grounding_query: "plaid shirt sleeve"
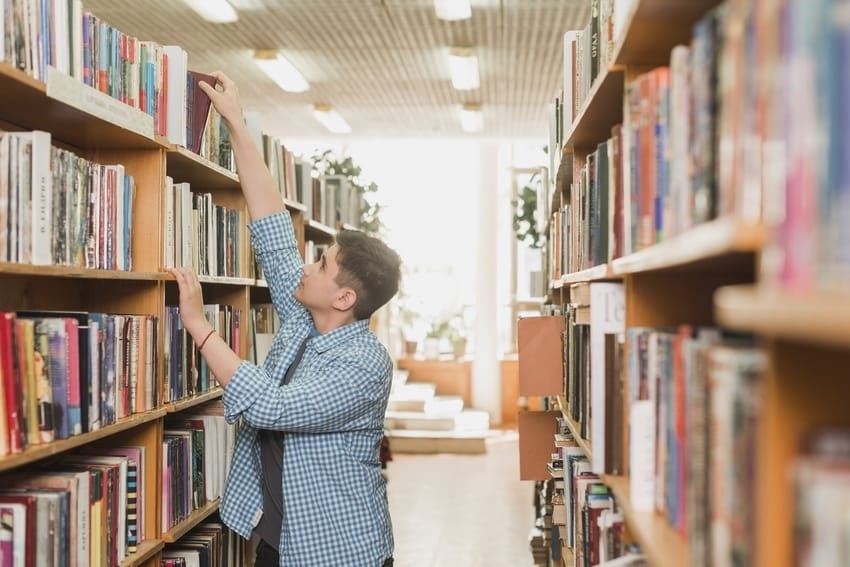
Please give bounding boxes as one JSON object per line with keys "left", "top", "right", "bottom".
{"left": 248, "top": 211, "right": 303, "bottom": 320}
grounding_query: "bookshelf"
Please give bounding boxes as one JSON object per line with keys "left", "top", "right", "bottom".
{"left": 522, "top": 0, "right": 850, "bottom": 566}
{"left": 0, "top": 42, "right": 332, "bottom": 562}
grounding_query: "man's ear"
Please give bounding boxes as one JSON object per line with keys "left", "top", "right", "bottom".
{"left": 334, "top": 287, "right": 357, "bottom": 312}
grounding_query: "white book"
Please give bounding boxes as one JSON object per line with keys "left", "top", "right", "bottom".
{"left": 163, "top": 176, "right": 175, "bottom": 269}
{"left": 0, "top": 502, "right": 27, "bottom": 567}
{"left": 589, "top": 282, "right": 625, "bottom": 474}
{"left": 162, "top": 45, "right": 188, "bottom": 148}
{"left": 29, "top": 130, "right": 53, "bottom": 265}
{"left": 629, "top": 399, "right": 655, "bottom": 512}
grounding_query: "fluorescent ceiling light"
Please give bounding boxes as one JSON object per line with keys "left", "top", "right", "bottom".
{"left": 434, "top": 0, "right": 471, "bottom": 21}
{"left": 459, "top": 103, "right": 483, "bottom": 133}
{"left": 313, "top": 104, "right": 352, "bottom": 134}
{"left": 253, "top": 50, "right": 310, "bottom": 93}
{"left": 183, "top": 0, "right": 238, "bottom": 23}
{"left": 447, "top": 47, "right": 480, "bottom": 91}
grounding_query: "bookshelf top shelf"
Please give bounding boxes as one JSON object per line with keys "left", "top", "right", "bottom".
{"left": 564, "top": 67, "right": 624, "bottom": 151}
{"left": 610, "top": 0, "right": 723, "bottom": 67}
{"left": 715, "top": 285, "right": 850, "bottom": 350}
{"left": 603, "top": 475, "right": 688, "bottom": 567}
{"left": 610, "top": 218, "right": 764, "bottom": 275}
{"left": 0, "top": 64, "right": 166, "bottom": 150}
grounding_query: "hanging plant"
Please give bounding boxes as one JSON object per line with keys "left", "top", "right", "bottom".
{"left": 311, "top": 150, "right": 386, "bottom": 237}
{"left": 511, "top": 171, "right": 544, "bottom": 249}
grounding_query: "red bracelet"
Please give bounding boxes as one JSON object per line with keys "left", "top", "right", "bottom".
{"left": 198, "top": 329, "right": 217, "bottom": 351}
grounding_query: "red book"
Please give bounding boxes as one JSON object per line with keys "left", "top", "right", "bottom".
{"left": 187, "top": 71, "right": 216, "bottom": 154}
{"left": 0, "top": 312, "right": 23, "bottom": 454}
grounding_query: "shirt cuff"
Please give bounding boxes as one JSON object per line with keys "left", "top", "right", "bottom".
{"left": 222, "top": 361, "right": 271, "bottom": 424}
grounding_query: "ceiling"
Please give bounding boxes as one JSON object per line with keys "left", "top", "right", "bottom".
{"left": 82, "top": 0, "right": 590, "bottom": 142}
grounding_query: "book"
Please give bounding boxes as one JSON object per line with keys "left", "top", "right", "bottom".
{"left": 5, "top": 470, "right": 90, "bottom": 567}
{"left": 187, "top": 71, "right": 216, "bottom": 154}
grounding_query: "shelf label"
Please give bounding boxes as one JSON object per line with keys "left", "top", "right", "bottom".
{"left": 45, "top": 66, "right": 154, "bottom": 139}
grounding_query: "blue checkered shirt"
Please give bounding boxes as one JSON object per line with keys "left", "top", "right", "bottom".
{"left": 219, "top": 211, "right": 394, "bottom": 566}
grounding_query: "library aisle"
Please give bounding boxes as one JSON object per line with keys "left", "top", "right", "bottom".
{"left": 387, "top": 430, "right": 536, "bottom": 567}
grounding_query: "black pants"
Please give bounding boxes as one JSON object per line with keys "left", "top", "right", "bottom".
{"left": 255, "top": 539, "right": 394, "bottom": 567}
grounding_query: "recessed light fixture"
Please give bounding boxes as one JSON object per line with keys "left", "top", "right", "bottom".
{"left": 182, "top": 0, "right": 238, "bottom": 23}
{"left": 447, "top": 47, "right": 480, "bottom": 91}
{"left": 253, "top": 50, "right": 310, "bottom": 93}
{"left": 313, "top": 104, "right": 352, "bottom": 134}
{"left": 434, "top": 0, "right": 471, "bottom": 21}
{"left": 459, "top": 103, "right": 483, "bottom": 133}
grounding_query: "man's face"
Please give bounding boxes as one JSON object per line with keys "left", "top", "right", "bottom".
{"left": 296, "top": 244, "right": 345, "bottom": 311}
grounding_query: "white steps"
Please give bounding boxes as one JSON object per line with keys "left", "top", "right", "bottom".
{"left": 385, "top": 368, "right": 491, "bottom": 454}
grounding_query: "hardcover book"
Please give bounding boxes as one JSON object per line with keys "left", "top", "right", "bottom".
{"left": 187, "top": 71, "right": 216, "bottom": 154}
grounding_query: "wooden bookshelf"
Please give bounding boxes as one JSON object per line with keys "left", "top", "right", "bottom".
{"left": 610, "top": 0, "right": 723, "bottom": 66}
{"left": 565, "top": 67, "right": 625, "bottom": 151}
{"left": 0, "top": 34, "right": 318, "bottom": 562}
{"left": 555, "top": 396, "right": 593, "bottom": 459}
{"left": 603, "top": 475, "right": 687, "bottom": 567}
{"left": 527, "top": 1, "right": 850, "bottom": 566}
{"left": 162, "top": 499, "right": 221, "bottom": 543}
{"left": 715, "top": 285, "right": 850, "bottom": 349}
{"left": 610, "top": 218, "right": 764, "bottom": 275}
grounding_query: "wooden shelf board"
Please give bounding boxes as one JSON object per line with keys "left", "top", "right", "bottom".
{"left": 561, "top": 545, "right": 574, "bottom": 566}
{"left": 611, "top": 0, "right": 723, "bottom": 67}
{"left": 565, "top": 68, "right": 624, "bottom": 151}
{"left": 285, "top": 198, "right": 307, "bottom": 212}
{"left": 196, "top": 275, "right": 256, "bottom": 286}
{"left": 0, "top": 64, "right": 166, "bottom": 150}
{"left": 164, "top": 388, "right": 223, "bottom": 413}
{"left": 560, "top": 264, "right": 618, "bottom": 285}
{"left": 715, "top": 285, "right": 850, "bottom": 349}
{"left": 610, "top": 218, "right": 763, "bottom": 275}
{"left": 0, "top": 408, "right": 167, "bottom": 473}
{"left": 166, "top": 146, "right": 240, "bottom": 190}
{"left": 556, "top": 396, "right": 593, "bottom": 458}
{"left": 0, "top": 263, "right": 168, "bottom": 280}
{"left": 603, "top": 475, "right": 688, "bottom": 567}
{"left": 304, "top": 219, "right": 336, "bottom": 240}
{"left": 119, "top": 538, "right": 165, "bottom": 567}
{"left": 162, "top": 499, "right": 221, "bottom": 542}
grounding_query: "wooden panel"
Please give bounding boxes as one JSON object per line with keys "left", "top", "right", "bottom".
{"left": 396, "top": 358, "right": 472, "bottom": 407}
{"left": 756, "top": 341, "right": 850, "bottom": 567}
{"left": 625, "top": 268, "right": 754, "bottom": 328}
{"left": 500, "top": 357, "right": 519, "bottom": 426}
{"left": 517, "top": 315, "right": 565, "bottom": 397}
{"left": 517, "top": 410, "right": 560, "bottom": 481}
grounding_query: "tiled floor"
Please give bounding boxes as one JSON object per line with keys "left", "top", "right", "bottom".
{"left": 386, "top": 430, "right": 538, "bottom": 567}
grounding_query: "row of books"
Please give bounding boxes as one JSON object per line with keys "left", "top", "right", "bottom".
{"left": 162, "top": 519, "right": 247, "bottom": 567}
{"left": 163, "top": 178, "right": 246, "bottom": 278}
{"left": 0, "top": 446, "right": 147, "bottom": 566}
{"left": 545, "top": 424, "right": 645, "bottom": 567}
{"left": 161, "top": 407, "right": 235, "bottom": 533}
{"left": 162, "top": 304, "right": 239, "bottom": 404}
{"left": 553, "top": 0, "right": 850, "bottom": 292}
{"left": 0, "top": 129, "right": 136, "bottom": 269}
{"left": 0, "top": 310, "right": 157, "bottom": 457}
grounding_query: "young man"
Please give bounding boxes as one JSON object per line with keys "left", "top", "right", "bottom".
{"left": 169, "top": 71, "right": 400, "bottom": 567}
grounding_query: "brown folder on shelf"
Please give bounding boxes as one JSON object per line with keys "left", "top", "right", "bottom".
{"left": 188, "top": 71, "right": 217, "bottom": 154}
{"left": 517, "top": 315, "right": 565, "bottom": 397}
{"left": 517, "top": 410, "right": 560, "bottom": 480}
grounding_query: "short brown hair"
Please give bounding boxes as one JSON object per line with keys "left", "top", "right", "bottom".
{"left": 334, "top": 230, "right": 402, "bottom": 320}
